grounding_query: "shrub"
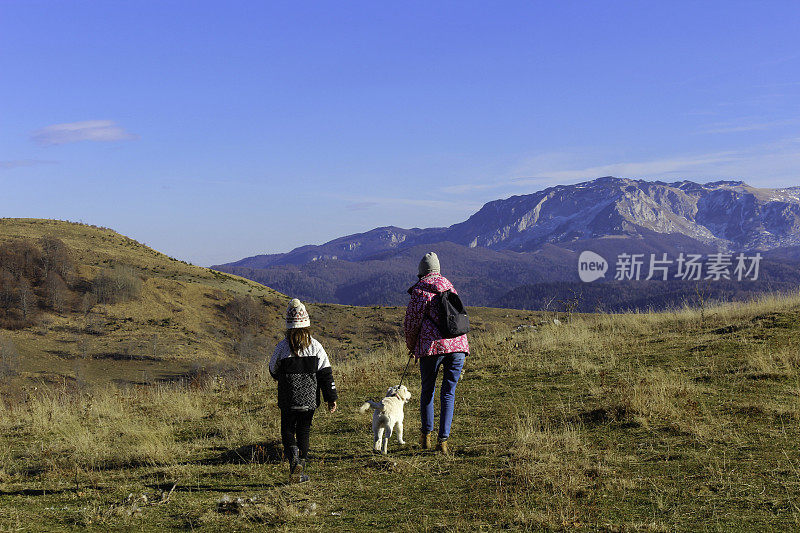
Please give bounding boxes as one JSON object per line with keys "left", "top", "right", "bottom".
{"left": 92, "top": 266, "right": 142, "bottom": 304}
{"left": 0, "top": 240, "right": 43, "bottom": 282}
{"left": 16, "top": 278, "right": 35, "bottom": 320}
{"left": 0, "top": 270, "right": 15, "bottom": 309}
{"left": 225, "top": 294, "right": 261, "bottom": 330}
{"left": 43, "top": 272, "right": 69, "bottom": 312}
{"left": 39, "top": 236, "right": 73, "bottom": 280}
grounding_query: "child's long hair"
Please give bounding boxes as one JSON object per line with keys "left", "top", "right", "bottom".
{"left": 286, "top": 327, "right": 312, "bottom": 356}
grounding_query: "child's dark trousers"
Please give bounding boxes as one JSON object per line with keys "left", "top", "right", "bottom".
{"left": 281, "top": 409, "right": 315, "bottom": 459}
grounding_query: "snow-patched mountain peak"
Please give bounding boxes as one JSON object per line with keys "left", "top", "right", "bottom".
{"left": 218, "top": 177, "right": 800, "bottom": 269}
{"left": 446, "top": 177, "right": 800, "bottom": 252}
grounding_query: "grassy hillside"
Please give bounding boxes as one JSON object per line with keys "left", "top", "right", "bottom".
{"left": 0, "top": 217, "right": 534, "bottom": 385}
{"left": 0, "top": 218, "right": 286, "bottom": 386}
{"left": 0, "top": 282, "right": 798, "bottom": 530}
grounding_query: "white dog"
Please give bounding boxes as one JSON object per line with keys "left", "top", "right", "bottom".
{"left": 359, "top": 385, "right": 412, "bottom": 454}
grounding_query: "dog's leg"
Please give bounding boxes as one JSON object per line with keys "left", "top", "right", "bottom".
{"left": 382, "top": 425, "right": 392, "bottom": 455}
{"left": 375, "top": 424, "right": 385, "bottom": 453}
{"left": 396, "top": 420, "right": 405, "bottom": 445}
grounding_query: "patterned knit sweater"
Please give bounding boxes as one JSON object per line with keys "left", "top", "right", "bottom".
{"left": 269, "top": 337, "right": 338, "bottom": 411}
{"left": 404, "top": 273, "right": 470, "bottom": 358}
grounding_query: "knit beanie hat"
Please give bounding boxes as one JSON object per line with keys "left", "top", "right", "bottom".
{"left": 286, "top": 298, "right": 310, "bottom": 329}
{"left": 418, "top": 252, "right": 440, "bottom": 277}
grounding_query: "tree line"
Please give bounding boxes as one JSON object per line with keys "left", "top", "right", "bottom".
{"left": 0, "top": 237, "right": 142, "bottom": 329}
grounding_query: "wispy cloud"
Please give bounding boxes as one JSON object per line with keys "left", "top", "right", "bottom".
{"left": 345, "top": 201, "right": 379, "bottom": 211}
{"left": 31, "top": 120, "right": 138, "bottom": 146}
{"left": 670, "top": 52, "right": 800, "bottom": 89}
{"left": 441, "top": 175, "right": 556, "bottom": 194}
{"left": 439, "top": 182, "right": 503, "bottom": 194}
{"left": 754, "top": 81, "right": 800, "bottom": 89}
{"left": 537, "top": 139, "right": 800, "bottom": 188}
{"left": 441, "top": 138, "right": 800, "bottom": 198}
{"left": 0, "top": 159, "right": 58, "bottom": 170}
{"left": 697, "top": 118, "right": 798, "bottom": 135}
{"left": 333, "top": 193, "right": 481, "bottom": 212}
{"left": 441, "top": 152, "right": 740, "bottom": 195}
{"left": 515, "top": 151, "right": 742, "bottom": 184}
{"left": 684, "top": 109, "right": 720, "bottom": 117}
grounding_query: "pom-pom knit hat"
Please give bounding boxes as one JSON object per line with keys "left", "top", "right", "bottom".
{"left": 418, "top": 252, "right": 440, "bottom": 277}
{"left": 286, "top": 298, "right": 310, "bottom": 329}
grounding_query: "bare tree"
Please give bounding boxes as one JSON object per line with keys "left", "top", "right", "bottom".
{"left": 539, "top": 294, "right": 558, "bottom": 321}
{"left": 694, "top": 283, "right": 710, "bottom": 326}
{"left": 80, "top": 292, "right": 96, "bottom": 316}
{"left": 78, "top": 338, "right": 90, "bottom": 359}
{"left": 44, "top": 272, "right": 69, "bottom": 313}
{"left": 558, "top": 287, "right": 583, "bottom": 322}
{"left": 225, "top": 295, "right": 260, "bottom": 331}
{"left": 39, "top": 236, "right": 73, "bottom": 280}
{"left": 1, "top": 240, "right": 43, "bottom": 281}
{"left": 92, "top": 266, "right": 142, "bottom": 304}
{"left": 17, "top": 278, "right": 35, "bottom": 320}
{"left": 0, "top": 270, "right": 15, "bottom": 309}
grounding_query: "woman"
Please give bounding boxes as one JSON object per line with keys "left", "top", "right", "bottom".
{"left": 403, "top": 252, "right": 469, "bottom": 454}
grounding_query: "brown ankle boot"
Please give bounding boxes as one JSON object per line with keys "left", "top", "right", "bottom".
{"left": 435, "top": 439, "right": 449, "bottom": 454}
{"left": 420, "top": 432, "right": 432, "bottom": 449}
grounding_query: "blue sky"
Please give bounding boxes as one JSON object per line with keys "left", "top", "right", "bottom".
{"left": 2, "top": 1, "right": 800, "bottom": 265}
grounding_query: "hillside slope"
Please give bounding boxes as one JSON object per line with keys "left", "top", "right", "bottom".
{"left": 0, "top": 218, "right": 289, "bottom": 385}
{"left": 0, "top": 219, "right": 533, "bottom": 387}
{"left": 0, "top": 289, "right": 798, "bottom": 530}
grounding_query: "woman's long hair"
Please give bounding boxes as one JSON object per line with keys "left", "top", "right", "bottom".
{"left": 286, "top": 327, "right": 312, "bottom": 356}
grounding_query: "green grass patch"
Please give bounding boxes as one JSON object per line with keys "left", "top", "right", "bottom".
{"left": 0, "top": 292, "right": 799, "bottom": 530}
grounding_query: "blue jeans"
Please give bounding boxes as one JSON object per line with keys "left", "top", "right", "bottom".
{"left": 420, "top": 352, "right": 466, "bottom": 440}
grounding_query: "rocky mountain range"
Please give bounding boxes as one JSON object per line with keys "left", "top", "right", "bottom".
{"left": 214, "top": 177, "right": 800, "bottom": 310}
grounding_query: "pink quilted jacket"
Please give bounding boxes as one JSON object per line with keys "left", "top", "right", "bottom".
{"left": 404, "top": 273, "right": 470, "bottom": 358}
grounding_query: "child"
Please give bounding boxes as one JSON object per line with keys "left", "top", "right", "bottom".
{"left": 269, "top": 298, "right": 338, "bottom": 483}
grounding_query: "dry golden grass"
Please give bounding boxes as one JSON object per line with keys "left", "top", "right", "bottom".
{"left": 2, "top": 219, "right": 800, "bottom": 530}
{"left": 0, "top": 290, "right": 795, "bottom": 529}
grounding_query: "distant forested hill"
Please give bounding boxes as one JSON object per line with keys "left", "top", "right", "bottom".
{"left": 216, "top": 238, "right": 800, "bottom": 312}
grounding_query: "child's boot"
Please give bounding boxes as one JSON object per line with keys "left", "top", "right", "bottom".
{"left": 294, "top": 459, "right": 309, "bottom": 483}
{"left": 289, "top": 447, "right": 309, "bottom": 483}
{"left": 288, "top": 446, "right": 302, "bottom": 480}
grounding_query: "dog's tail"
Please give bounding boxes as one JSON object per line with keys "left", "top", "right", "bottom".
{"left": 359, "top": 400, "right": 383, "bottom": 414}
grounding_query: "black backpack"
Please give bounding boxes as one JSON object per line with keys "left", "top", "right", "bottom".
{"left": 431, "top": 289, "right": 470, "bottom": 338}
